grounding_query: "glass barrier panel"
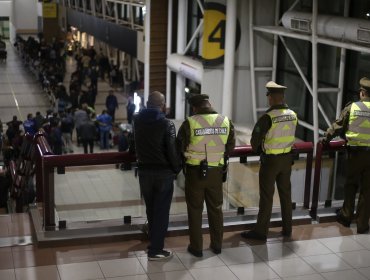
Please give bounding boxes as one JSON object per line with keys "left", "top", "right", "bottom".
{"left": 54, "top": 155, "right": 315, "bottom": 225}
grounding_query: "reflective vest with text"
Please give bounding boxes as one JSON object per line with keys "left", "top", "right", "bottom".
{"left": 346, "top": 101, "right": 370, "bottom": 147}
{"left": 263, "top": 109, "right": 297, "bottom": 155}
{"left": 185, "top": 114, "right": 230, "bottom": 166}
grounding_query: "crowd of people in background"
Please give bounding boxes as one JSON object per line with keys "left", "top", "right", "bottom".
{"left": 0, "top": 34, "right": 138, "bottom": 169}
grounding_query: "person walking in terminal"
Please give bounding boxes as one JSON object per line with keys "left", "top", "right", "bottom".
{"left": 321, "top": 77, "right": 370, "bottom": 234}
{"left": 130, "top": 91, "right": 181, "bottom": 261}
{"left": 241, "top": 81, "right": 297, "bottom": 241}
{"left": 177, "top": 94, "right": 235, "bottom": 257}
{"left": 105, "top": 90, "right": 119, "bottom": 123}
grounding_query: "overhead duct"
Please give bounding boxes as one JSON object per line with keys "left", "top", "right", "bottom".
{"left": 282, "top": 11, "right": 370, "bottom": 44}
{"left": 166, "top": 53, "right": 203, "bottom": 84}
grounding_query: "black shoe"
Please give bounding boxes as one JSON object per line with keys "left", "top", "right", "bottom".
{"left": 148, "top": 250, "right": 173, "bottom": 261}
{"left": 210, "top": 246, "right": 221, "bottom": 254}
{"left": 187, "top": 245, "right": 203, "bottom": 257}
{"left": 357, "top": 226, "right": 369, "bottom": 234}
{"left": 241, "top": 230, "right": 267, "bottom": 241}
{"left": 336, "top": 214, "right": 351, "bottom": 228}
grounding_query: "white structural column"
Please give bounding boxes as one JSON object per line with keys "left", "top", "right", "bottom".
{"left": 166, "top": 0, "right": 173, "bottom": 108}
{"left": 331, "top": 0, "right": 350, "bottom": 201}
{"left": 312, "top": 0, "right": 319, "bottom": 146}
{"left": 175, "top": 0, "right": 188, "bottom": 119}
{"left": 249, "top": 0, "right": 257, "bottom": 123}
{"left": 222, "top": 0, "right": 237, "bottom": 117}
{"left": 272, "top": 0, "right": 280, "bottom": 81}
{"left": 337, "top": 0, "right": 349, "bottom": 118}
{"left": 144, "top": 0, "right": 151, "bottom": 103}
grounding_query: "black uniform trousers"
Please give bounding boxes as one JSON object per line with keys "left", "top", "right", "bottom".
{"left": 185, "top": 166, "right": 224, "bottom": 252}
{"left": 339, "top": 149, "right": 370, "bottom": 232}
{"left": 254, "top": 153, "right": 293, "bottom": 236}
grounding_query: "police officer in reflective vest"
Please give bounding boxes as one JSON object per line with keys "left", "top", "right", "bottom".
{"left": 321, "top": 77, "right": 370, "bottom": 234}
{"left": 241, "top": 81, "right": 297, "bottom": 241}
{"left": 177, "top": 94, "right": 235, "bottom": 257}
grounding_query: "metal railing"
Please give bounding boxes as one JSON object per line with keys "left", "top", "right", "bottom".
{"left": 62, "top": 0, "right": 145, "bottom": 30}
{"left": 311, "top": 139, "right": 346, "bottom": 219}
{"left": 35, "top": 137, "right": 314, "bottom": 229}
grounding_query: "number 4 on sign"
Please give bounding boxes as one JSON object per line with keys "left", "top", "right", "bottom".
{"left": 208, "top": 20, "right": 226, "bottom": 50}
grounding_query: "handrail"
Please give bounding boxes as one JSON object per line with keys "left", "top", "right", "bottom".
{"left": 310, "top": 139, "right": 346, "bottom": 218}
{"left": 33, "top": 131, "right": 53, "bottom": 203}
{"left": 40, "top": 141, "right": 314, "bottom": 228}
{"left": 228, "top": 142, "right": 314, "bottom": 209}
{"left": 42, "top": 151, "right": 136, "bottom": 167}
{"left": 34, "top": 132, "right": 54, "bottom": 155}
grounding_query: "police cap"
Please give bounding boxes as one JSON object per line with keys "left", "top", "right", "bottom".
{"left": 188, "top": 94, "right": 209, "bottom": 107}
{"left": 265, "top": 81, "right": 287, "bottom": 96}
{"left": 359, "top": 77, "right": 370, "bottom": 92}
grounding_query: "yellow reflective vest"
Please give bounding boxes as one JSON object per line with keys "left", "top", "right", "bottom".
{"left": 346, "top": 101, "right": 370, "bottom": 146}
{"left": 263, "top": 109, "right": 297, "bottom": 155}
{"left": 185, "top": 114, "right": 230, "bottom": 166}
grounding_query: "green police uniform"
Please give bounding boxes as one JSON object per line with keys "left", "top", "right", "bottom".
{"left": 177, "top": 95, "right": 235, "bottom": 255}
{"left": 323, "top": 78, "right": 370, "bottom": 233}
{"left": 250, "top": 104, "right": 297, "bottom": 237}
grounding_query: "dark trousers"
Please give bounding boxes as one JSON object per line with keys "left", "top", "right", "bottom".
{"left": 185, "top": 166, "right": 223, "bottom": 251}
{"left": 255, "top": 154, "right": 293, "bottom": 236}
{"left": 340, "top": 150, "right": 370, "bottom": 231}
{"left": 82, "top": 140, "right": 94, "bottom": 154}
{"left": 139, "top": 169, "right": 175, "bottom": 255}
{"left": 100, "top": 130, "right": 109, "bottom": 149}
{"left": 107, "top": 109, "right": 116, "bottom": 123}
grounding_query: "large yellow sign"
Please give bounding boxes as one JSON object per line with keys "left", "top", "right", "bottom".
{"left": 203, "top": 8, "right": 226, "bottom": 61}
{"left": 43, "top": 3, "right": 57, "bottom": 18}
{"left": 202, "top": 3, "right": 241, "bottom": 66}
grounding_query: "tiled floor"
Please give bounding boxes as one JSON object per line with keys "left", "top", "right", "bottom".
{"left": 0, "top": 221, "right": 370, "bottom": 280}
{"left": 1, "top": 42, "right": 370, "bottom": 279}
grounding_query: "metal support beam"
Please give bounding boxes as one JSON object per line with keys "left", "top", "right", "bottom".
{"left": 312, "top": 0, "right": 319, "bottom": 146}
{"left": 102, "top": 0, "right": 106, "bottom": 19}
{"left": 196, "top": 0, "right": 204, "bottom": 14}
{"left": 144, "top": 0, "right": 151, "bottom": 103}
{"left": 299, "top": 119, "right": 325, "bottom": 135}
{"left": 175, "top": 0, "right": 188, "bottom": 119}
{"left": 166, "top": 0, "right": 173, "bottom": 108}
{"left": 91, "top": 0, "right": 96, "bottom": 16}
{"left": 279, "top": 36, "right": 331, "bottom": 127}
{"left": 114, "top": 2, "right": 119, "bottom": 23}
{"left": 272, "top": 0, "right": 280, "bottom": 81}
{"left": 331, "top": 0, "right": 350, "bottom": 202}
{"left": 318, "top": 88, "right": 340, "bottom": 93}
{"left": 222, "top": 0, "right": 237, "bottom": 117}
{"left": 183, "top": 19, "right": 203, "bottom": 55}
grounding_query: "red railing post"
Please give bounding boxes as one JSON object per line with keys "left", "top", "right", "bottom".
{"left": 304, "top": 150, "right": 313, "bottom": 209}
{"left": 43, "top": 163, "right": 55, "bottom": 228}
{"left": 310, "top": 142, "right": 323, "bottom": 219}
{"left": 310, "top": 140, "right": 346, "bottom": 219}
{"left": 35, "top": 145, "right": 44, "bottom": 202}
{"left": 34, "top": 132, "right": 53, "bottom": 203}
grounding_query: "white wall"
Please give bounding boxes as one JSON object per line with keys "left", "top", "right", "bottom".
{"left": 0, "top": 0, "right": 11, "bottom": 17}
{"left": 11, "top": 0, "right": 38, "bottom": 37}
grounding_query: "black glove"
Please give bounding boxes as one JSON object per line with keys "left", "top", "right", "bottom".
{"left": 319, "top": 138, "right": 330, "bottom": 147}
